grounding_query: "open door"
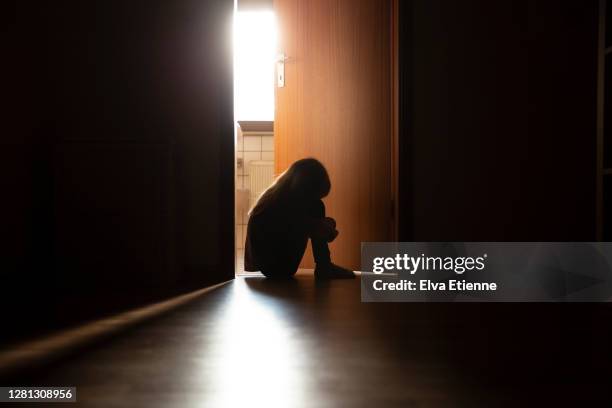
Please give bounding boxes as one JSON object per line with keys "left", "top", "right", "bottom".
{"left": 274, "top": 0, "right": 394, "bottom": 270}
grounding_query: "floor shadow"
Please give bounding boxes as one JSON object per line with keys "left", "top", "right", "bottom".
{"left": 243, "top": 273, "right": 331, "bottom": 303}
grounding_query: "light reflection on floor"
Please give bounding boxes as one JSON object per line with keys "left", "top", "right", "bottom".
{"left": 17, "top": 273, "right": 486, "bottom": 407}
{"left": 200, "top": 278, "right": 308, "bottom": 408}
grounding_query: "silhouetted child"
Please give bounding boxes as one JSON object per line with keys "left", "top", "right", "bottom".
{"left": 245, "top": 158, "right": 355, "bottom": 279}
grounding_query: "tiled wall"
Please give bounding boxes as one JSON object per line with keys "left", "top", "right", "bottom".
{"left": 235, "top": 126, "right": 274, "bottom": 272}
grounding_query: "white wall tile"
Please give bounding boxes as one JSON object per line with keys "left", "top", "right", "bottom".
{"left": 236, "top": 186, "right": 249, "bottom": 226}
{"left": 236, "top": 131, "right": 244, "bottom": 152}
{"left": 235, "top": 128, "right": 274, "bottom": 269}
{"left": 244, "top": 135, "right": 262, "bottom": 151}
{"left": 236, "top": 249, "right": 245, "bottom": 274}
{"left": 243, "top": 151, "right": 261, "bottom": 175}
{"left": 235, "top": 225, "right": 243, "bottom": 249}
{"left": 242, "top": 175, "right": 250, "bottom": 195}
{"left": 238, "top": 175, "right": 249, "bottom": 190}
{"left": 236, "top": 151, "right": 244, "bottom": 175}
{"left": 262, "top": 136, "right": 274, "bottom": 151}
{"left": 235, "top": 206, "right": 242, "bottom": 223}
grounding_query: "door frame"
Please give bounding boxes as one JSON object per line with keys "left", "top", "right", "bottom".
{"left": 231, "top": 0, "right": 402, "bottom": 273}
{"left": 391, "top": 0, "right": 400, "bottom": 241}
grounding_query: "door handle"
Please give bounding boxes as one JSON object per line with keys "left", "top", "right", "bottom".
{"left": 276, "top": 53, "right": 290, "bottom": 62}
{"left": 276, "top": 53, "right": 289, "bottom": 88}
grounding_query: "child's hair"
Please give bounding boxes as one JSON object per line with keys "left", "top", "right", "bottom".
{"left": 249, "top": 158, "right": 330, "bottom": 216}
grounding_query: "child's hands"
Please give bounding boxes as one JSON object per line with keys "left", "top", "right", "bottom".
{"left": 324, "top": 217, "right": 339, "bottom": 241}
{"left": 312, "top": 217, "right": 339, "bottom": 242}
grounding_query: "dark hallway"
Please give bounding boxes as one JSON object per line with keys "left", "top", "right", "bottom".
{"left": 4, "top": 0, "right": 612, "bottom": 406}
{"left": 5, "top": 274, "right": 610, "bottom": 407}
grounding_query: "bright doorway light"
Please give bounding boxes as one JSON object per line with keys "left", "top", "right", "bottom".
{"left": 233, "top": 11, "right": 277, "bottom": 121}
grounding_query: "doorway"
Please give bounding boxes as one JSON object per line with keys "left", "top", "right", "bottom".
{"left": 233, "top": 0, "right": 397, "bottom": 275}
{"left": 233, "top": 7, "right": 277, "bottom": 274}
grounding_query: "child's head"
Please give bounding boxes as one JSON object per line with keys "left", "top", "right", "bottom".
{"left": 250, "top": 158, "right": 330, "bottom": 215}
{"left": 285, "top": 158, "right": 331, "bottom": 200}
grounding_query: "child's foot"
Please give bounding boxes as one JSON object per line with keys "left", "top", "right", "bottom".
{"left": 314, "top": 263, "right": 355, "bottom": 279}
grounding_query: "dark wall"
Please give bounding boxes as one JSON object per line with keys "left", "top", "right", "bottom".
{"left": 399, "top": 0, "right": 599, "bottom": 241}
{"left": 3, "top": 0, "right": 234, "bottom": 340}
{"left": 396, "top": 1, "right": 611, "bottom": 383}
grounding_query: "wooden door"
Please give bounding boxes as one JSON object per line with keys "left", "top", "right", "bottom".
{"left": 274, "top": 0, "right": 393, "bottom": 270}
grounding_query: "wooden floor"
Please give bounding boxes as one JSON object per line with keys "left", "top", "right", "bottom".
{"left": 9, "top": 272, "right": 611, "bottom": 407}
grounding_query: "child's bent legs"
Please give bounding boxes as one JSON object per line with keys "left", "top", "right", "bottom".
{"left": 308, "top": 200, "right": 332, "bottom": 266}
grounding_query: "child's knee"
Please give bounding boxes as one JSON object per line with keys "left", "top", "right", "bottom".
{"left": 309, "top": 199, "right": 326, "bottom": 218}
{"left": 311, "top": 217, "right": 338, "bottom": 241}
